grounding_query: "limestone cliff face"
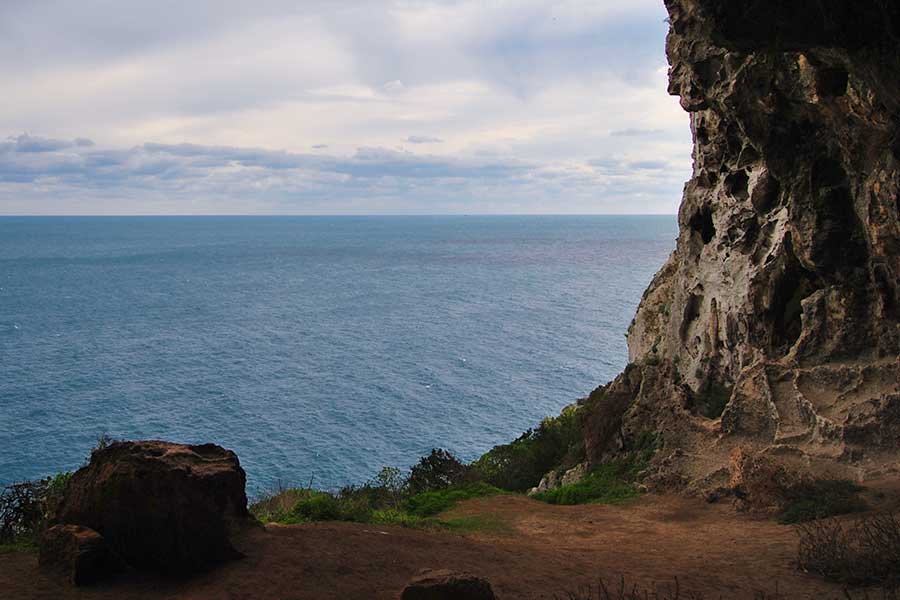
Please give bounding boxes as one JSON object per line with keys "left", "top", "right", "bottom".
{"left": 586, "top": 0, "right": 900, "bottom": 488}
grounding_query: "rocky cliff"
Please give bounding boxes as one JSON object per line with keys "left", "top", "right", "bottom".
{"left": 585, "top": 0, "right": 900, "bottom": 492}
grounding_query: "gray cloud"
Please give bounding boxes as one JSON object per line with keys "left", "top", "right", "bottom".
{"left": 611, "top": 128, "right": 664, "bottom": 137}
{"left": 0, "top": 134, "right": 689, "bottom": 214}
{"left": 629, "top": 160, "right": 669, "bottom": 170}
{"left": 9, "top": 134, "right": 75, "bottom": 153}
{"left": 406, "top": 136, "right": 443, "bottom": 144}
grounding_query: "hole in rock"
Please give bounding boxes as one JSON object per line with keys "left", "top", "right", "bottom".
{"left": 815, "top": 66, "right": 849, "bottom": 98}
{"left": 737, "top": 145, "right": 761, "bottom": 168}
{"left": 771, "top": 236, "right": 818, "bottom": 353}
{"left": 874, "top": 263, "right": 898, "bottom": 320}
{"left": 725, "top": 170, "right": 750, "bottom": 200}
{"left": 740, "top": 218, "right": 760, "bottom": 253}
{"left": 807, "top": 157, "right": 868, "bottom": 275}
{"left": 679, "top": 293, "right": 703, "bottom": 342}
{"left": 695, "top": 57, "right": 723, "bottom": 88}
{"left": 751, "top": 172, "right": 781, "bottom": 213}
{"left": 691, "top": 382, "right": 734, "bottom": 420}
{"left": 696, "top": 125, "right": 710, "bottom": 146}
{"left": 689, "top": 206, "right": 716, "bottom": 245}
{"left": 811, "top": 155, "right": 848, "bottom": 189}
{"left": 726, "top": 125, "right": 744, "bottom": 156}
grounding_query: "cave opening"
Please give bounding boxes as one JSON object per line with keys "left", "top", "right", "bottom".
{"left": 808, "top": 156, "right": 869, "bottom": 277}
{"left": 679, "top": 292, "right": 704, "bottom": 342}
{"left": 771, "top": 236, "right": 818, "bottom": 353}
{"left": 815, "top": 66, "right": 849, "bottom": 98}
{"left": 689, "top": 206, "right": 716, "bottom": 245}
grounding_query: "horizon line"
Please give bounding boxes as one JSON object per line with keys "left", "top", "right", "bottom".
{"left": 0, "top": 212, "right": 678, "bottom": 218}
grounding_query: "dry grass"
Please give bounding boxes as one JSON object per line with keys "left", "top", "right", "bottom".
{"left": 796, "top": 513, "right": 900, "bottom": 590}
{"left": 552, "top": 576, "right": 774, "bottom": 600}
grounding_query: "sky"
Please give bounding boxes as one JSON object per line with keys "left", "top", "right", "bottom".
{"left": 0, "top": 0, "right": 691, "bottom": 215}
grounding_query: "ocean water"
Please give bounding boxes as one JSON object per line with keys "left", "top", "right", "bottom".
{"left": 0, "top": 216, "right": 676, "bottom": 491}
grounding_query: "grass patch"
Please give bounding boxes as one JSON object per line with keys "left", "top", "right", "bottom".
{"left": 252, "top": 481, "right": 504, "bottom": 530}
{"left": 532, "top": 459, "right": 641, "bottom": 506}
{"left": 405, "top": 482, "right": 502, "bottom": 517}
{"left": 778, "top": 479, "right": 866, "bottom": 524}
{"left": 0, "top": 538, "right": 36, "bottom": 554}
{"left": 532, "top": 434, "right": 655, "bottom": 506}
{"left": 370, "top": 509, "right": 438, "bottom": 530}
{"left": 442, "top": 514, "right": 511, "bottom": 535}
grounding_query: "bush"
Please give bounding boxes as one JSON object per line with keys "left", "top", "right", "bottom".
{"left": 0, "top": 472, "right": 72, "bottom": 549}
{"left": 473, "top": 405, "right": 584, "bottom": 492}
{"left": 533, "top": 459, "right": 641, "bottom": 506}
{"left": 249, "top": 482, "right": 312, "bottom": 523}
{"left": 405, "top": 482, "right": 502, "bottom": 517}
{"left": 778, "top": 479, "right": 866, "bottom": 524}
{"left": 796, "top": 513, "right": 900, "bottom": 588}
{"left": 408, "top": 449, "right": 471, "bottom": 494}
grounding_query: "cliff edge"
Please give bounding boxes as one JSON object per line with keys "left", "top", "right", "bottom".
{"left": 586, "top": 0, "right": 900, "bottom": 493}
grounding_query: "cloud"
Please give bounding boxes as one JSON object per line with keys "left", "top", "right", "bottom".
{"left": 0, "top": 134, "right": 690, "bottom": 215}
{"left": 406, "top": 136, "right": 443, "bottom": 144}
{"left": 382, "top": 80, "right": 405, "bottom": 93}
{"left": 629, "top": 160, "right": 668, "bottom": 170}
{"left": 9, "top": 134, "right": 75, "bottom": 153}
{"left": 610, "top": 128, "right": 664, "bottom": 137}
{"left": 0, "top": 1, "right": 692, "bottom": 214}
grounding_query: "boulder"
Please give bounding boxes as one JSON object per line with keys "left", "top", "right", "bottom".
{"left": 401, "top": 569, "right": 496, "bottom": 600}
{"left": 54, "top": 440, "right": 250, "bottom": 574}
{"left": 39, "top": 524, "right": 121, "bottom": 586}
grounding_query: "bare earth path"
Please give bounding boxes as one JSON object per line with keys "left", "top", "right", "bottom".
{"left": 0, "top": 494, "right": 854, "bottom": 599}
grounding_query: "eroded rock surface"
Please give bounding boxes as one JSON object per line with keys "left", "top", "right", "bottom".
{"left": 586, "top": 0, "right": 900, "bottom": 492}
{"left": 54, "top": 441, "right": 250, "bottom": 574}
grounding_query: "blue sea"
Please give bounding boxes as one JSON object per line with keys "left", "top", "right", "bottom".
{"left": 0, "top": 216, "right": 675, "bottom": 492}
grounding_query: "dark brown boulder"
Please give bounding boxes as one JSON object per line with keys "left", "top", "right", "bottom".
{"left": 39, "top": 524, "right": 122, "bottom": 586}
{"left": 401, "top": 569, "right": 496, "bottom": 600}
{"left": 54, "top": 440, "right": 250, "bottom": 574}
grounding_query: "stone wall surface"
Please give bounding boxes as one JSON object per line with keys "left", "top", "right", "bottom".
{"left": 586, "top": 0, "right": 900, "bottom": 491}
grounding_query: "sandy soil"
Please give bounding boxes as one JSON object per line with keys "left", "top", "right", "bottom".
{"left": 0, "top": 493, "right": 870, "bottom": 599}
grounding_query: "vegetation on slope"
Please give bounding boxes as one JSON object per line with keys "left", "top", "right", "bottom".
{"left": 472, "top": 403, "right": 585, "bottom": 492}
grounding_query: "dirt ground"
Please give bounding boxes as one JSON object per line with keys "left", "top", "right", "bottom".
{"left": 0, "top": 493, "right": 874, "bottom": 599}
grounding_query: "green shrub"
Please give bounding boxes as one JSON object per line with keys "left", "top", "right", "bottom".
{"left": 405, "top": 482, "right": 503, "bottom": 517}
{"left": 533, "top": 459, "right": 641, "bottom": 506}
{"left": 291, "top": 491, "right": 350, "bottom": 522}
{"left": 473, "top": 405, "right": 584, "bottom": 492}
{"left": 0, "top": 472, "right": 73, "bottom": 549}
{"left": 408, "top": 449, "right": 472, "bottom": 494}
{"left": 779, "top": 479, "right": 866, "bottom": 524}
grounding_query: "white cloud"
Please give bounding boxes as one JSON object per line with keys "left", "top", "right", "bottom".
{"left": 0, "top": 0, "right": 690, "bottom": 214}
